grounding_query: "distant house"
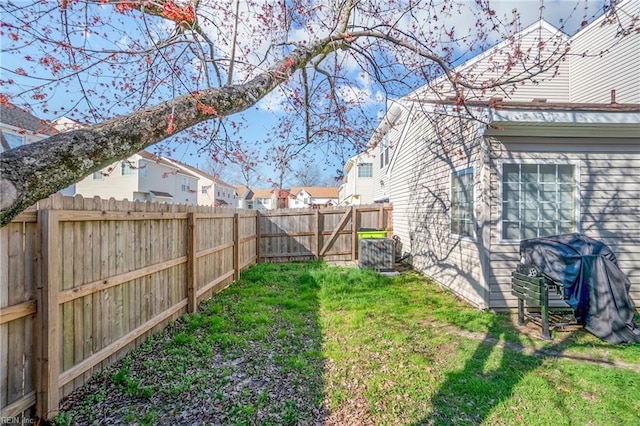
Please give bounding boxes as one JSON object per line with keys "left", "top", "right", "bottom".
{"left": 52, "top": 116, "right": 84, "bottom": 133}
{"left": 0, "top": 102, "right": 54, "bottom": 152}
{"left": 290, "top": 186, "right": 339, "bottom": 208}
{"left": 236, "top": 185, "right": 254, "bottom": 209}
{"left": 359, "top": 0, "right": 640, "bottom": 309}
{"left": 164, "top": 159, "right": 237, "bottom": 207}
{"left": 74, "top": 151, "right": 199, "bottom": 204}
{"left": 339, "top": 151, "right": 377, "bottom": 205}
{"left": 251, "top": 189, "right": 276, "bottom": 210}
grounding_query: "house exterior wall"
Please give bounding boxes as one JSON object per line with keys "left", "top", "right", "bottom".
{"left": 339, "top": 151, "right": 377, "bottom": 205}
{"left": 75, "top": 155, "right": 144, "bottom": 200}
{"left": 486, "top": 135, "right": 640, "bottom": 309}
{"left": 387, "top": 107, "right": 490, "bottom": 308}
{"left": 212, "top": 182, "right": 237, "bottom": 207}
{"left": 75, "top": 155, "right": 198, "bottom": 204}
{"left": 375, "top": 104, "right": 412, "bottom": 203}
{"left": 569, "top": 0, "right": 639, "bottom": 104}
{"left": 138, "top": 158, "right": 197, "bottom": 204}
{"left": 412, "top": 21, "right": 571, "bottom": 104}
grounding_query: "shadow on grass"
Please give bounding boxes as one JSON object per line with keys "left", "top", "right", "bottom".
{"left": 55, "top": 261, "right": 330, "bottom": 425}
{"left": 416, "top": 317, "right": 570, "bottom": 426}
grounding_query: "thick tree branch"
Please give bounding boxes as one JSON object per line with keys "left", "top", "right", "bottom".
{"left": 0, "top": 40, "right": 337, "bottom": 226}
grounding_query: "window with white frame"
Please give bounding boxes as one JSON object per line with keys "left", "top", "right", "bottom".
{"left": 501, "top": 163, "right": 576, "bottom": 240}
{"left": 357, "top": 163, "right": 373, "bottom": 177}
{"left": 451, "top": 168, "right": 474, "bottom": 238}
{"left": 92, "top": 170, "right": 103, "bottom": 180}
{"left": 379, "top": 134, "right": 390, "bottom": 168}
{"left": 181, "top": 177, "right": 190, "bottom": 192}
{"left": 121, "top": 161, "right": 136, "bottom": 175}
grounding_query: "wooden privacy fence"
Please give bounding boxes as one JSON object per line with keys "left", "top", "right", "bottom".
{"left": 0, "top": 194, "right": 392, "bottom": 420}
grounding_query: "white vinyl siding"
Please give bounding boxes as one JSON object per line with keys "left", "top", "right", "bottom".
{"left": 569, "top": 0, "right": 640, "bottom": 103}
{"left": 387, "top": 107, "right": 488, "bottom": 309}
{"left": 500, "top": 163, "right": 576, "bottom": 240}
{"left": 412, "top": 21, "right": 570, "bottom": 103}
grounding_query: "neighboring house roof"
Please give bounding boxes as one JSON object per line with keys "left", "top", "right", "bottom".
{"left": 252, "top": 189, "right": 274, "bottom": 199}
{"left": 138, "top": 151, "right": 200, "bottom": 178}
{"left": 149, "top": 190, "right": 173, "bottom": 198}
{"left": 291, "top": 186, "right": 339, "bottom": 198}
{"left": 0, "top": 102, "right": 55, "bottom": 134}
{"left": 236, "top": 185, "right": 253, "bottom": 200}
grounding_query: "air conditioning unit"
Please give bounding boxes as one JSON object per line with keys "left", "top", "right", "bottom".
{"left": 358, "top": 238, "right": 395, "bottom": 272}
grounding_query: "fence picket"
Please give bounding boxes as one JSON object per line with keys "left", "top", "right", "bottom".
{"left": 0, "top": 195, "right": 391, "bottom": 420}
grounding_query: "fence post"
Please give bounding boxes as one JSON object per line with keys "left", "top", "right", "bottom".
{"left": 186, "top": 212, "right": 197, "bottom": 313}
{"left": 351, "top": 206, "right": 358, "bottom": 261}
{"left": 35, "top": 209, "right": 60, "bottom": 419}
{"left": 233, "top": 213, "right": 240, "bottom": 280}
{"left": 315, "top": 210, "right": 320, "bottom": 260}
{"left": 256, "top": 211, "right": 261, "bottom": 263}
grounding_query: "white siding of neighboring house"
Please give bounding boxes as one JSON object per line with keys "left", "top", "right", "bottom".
{"left": 569, "top": 0, "right": 639, "bottom": 103}
{"left": 254, "top": 197, "right": 273, "bottom": 210}
{"left": 75, "top": 154, "right": 198, "bottom": 204}
{"left": 138, "top": 158, "right": 197, "bottom": 204}
{"left": 339, "top": 151, "right": 377, "bottom": 205}
{"left": 388, "top": 106, "right": 489, "bottom": 308}
{"left": 485, "top": 133, "right": 640, "bottom": 309}
{"left": 75, "top": 156, "right": 143, "bottom": 200}
{"left": 212, "top": 182, "right": 237, "bottom": 207}
{"left": 290, "top": 190, "right": 309, "bottom": 208}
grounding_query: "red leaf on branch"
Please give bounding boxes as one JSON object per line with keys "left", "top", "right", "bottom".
{"left": 165, "top": 114, "right": 175, "bottom": 134}
{"left": 161, "top": 2, "right": 195, "bottom": 24}
{"left": 196, "top": 102, "right": 217, "bottom": 116}
{"left": 0, "top": 94, "right": 11, "bottom": 107}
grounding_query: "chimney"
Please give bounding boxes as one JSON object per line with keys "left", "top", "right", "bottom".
{"left": 512, "top": 8, "right": 519, "bottom": 34}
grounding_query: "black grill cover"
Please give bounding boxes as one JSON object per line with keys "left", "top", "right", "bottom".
{"left": 519, "top": 233, "right": 640, "bottom": 344}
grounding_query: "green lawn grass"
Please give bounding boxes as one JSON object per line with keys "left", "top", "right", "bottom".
{"left": 56, "top": 262, "right": 640, "bottom": 425}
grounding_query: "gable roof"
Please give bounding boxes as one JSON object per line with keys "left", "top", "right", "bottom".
{"left": 252, "top": 189, "right": 274, "bottom": 199}
{"left": 137, "top": 151, "right": 200, "bottom": 178}
{"left": 0, "top": 102, "right": 55, "bottom": 135}
{"left": 236, "top": 185, "right": 253, "bottom": 200}
{"left": 291, "top": 186, "right": 339, "bottom": 198}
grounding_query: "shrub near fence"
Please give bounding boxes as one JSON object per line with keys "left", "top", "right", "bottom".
{"left": 0, "top": 194, "right": 392, "bottom": 421}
